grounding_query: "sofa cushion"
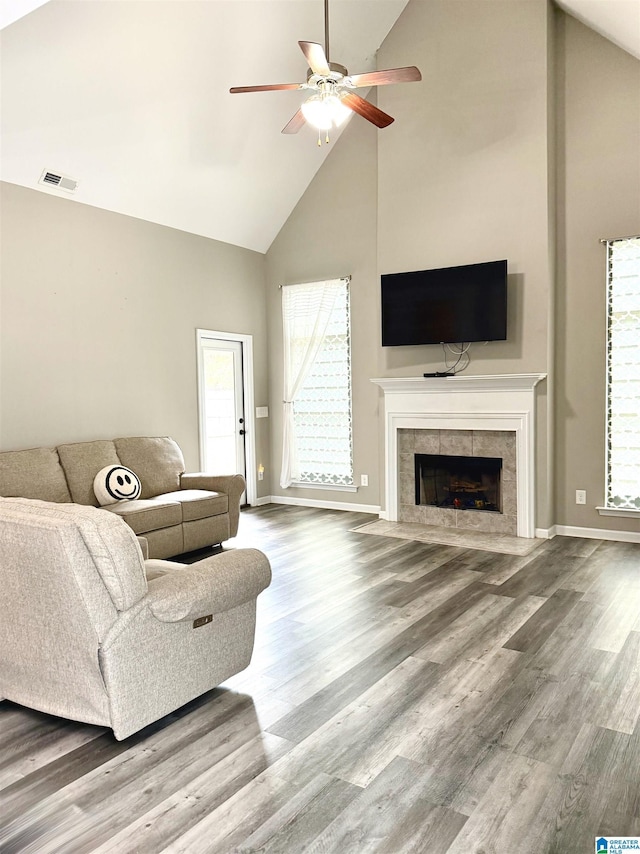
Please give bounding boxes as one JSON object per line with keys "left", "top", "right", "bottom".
{"left": 114, "top": 438, "right": 185, "bottom": 500}
{"left": 57, "top": 440, "right": 121, "bottom": 506}
{"left": 94, "top": 465, "right": 142, "bottom": 506}
{"left": 139, "top": 525, "right": 184, "bottom": 560}
{"left": 183, "top": 516, "right": 229, "bottom": 553}
{"left": 0, "top": 447, "right": 72, "bottom": 503}
{"left": 152, "top": 489, "right": 228, "bottom": 522}
{"left": 103, "top": 498, "right": 181, "bottom": 535}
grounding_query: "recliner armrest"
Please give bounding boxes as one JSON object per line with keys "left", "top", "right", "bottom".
{"left": 146, "top": 547, "right": 270, "bottom": 623}
{"left": 179, "top": 473, "right": 246, "bottom": 536}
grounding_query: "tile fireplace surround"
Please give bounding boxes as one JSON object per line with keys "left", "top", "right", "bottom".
{"left": 371, "top": 374, "right": 546, "bottom": 538}
{"left": 399, "top": 428, "right": 517, "bottom": 534}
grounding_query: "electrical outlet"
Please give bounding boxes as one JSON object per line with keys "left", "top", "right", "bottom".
{"left": 258, "top": 464, "right": 264, "bottom": 481}
{"left": 575, "top": 489, "right": 586, "bottom": 505}
{"left": 360, "top": 474, "right": 369, "bottom": 487}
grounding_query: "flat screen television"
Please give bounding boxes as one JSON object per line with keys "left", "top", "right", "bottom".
{"left": 381, "top": 259, "right": 508, "bottom": 346}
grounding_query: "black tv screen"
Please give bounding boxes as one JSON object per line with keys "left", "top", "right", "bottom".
{"left": 381, "top": 259, "right": 508, "bottom": 346}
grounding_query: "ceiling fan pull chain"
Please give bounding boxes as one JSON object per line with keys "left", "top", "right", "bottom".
{"left": 325, "top": 131, "right": 330, "bottom": 144}
{"left": 317, "top": 131, "right": 322, "bottom": 147}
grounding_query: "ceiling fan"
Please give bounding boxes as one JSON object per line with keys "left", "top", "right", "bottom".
{"left": 229, "top": 0, "right": 421, "bottom": 143}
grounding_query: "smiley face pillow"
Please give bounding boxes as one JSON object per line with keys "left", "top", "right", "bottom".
{"left": 94, "top": 465, "right": 142, "bottom": 505}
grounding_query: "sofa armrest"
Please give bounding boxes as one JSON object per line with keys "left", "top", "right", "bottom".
{"left": 180, "top": 472, "right": 246, "bottom": 536}
{"left": 145, "top": 548, "right": 270, "bottom": 623}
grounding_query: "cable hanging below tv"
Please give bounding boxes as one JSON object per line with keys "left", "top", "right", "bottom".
{"left": 381, "top": 259, "right": 508, "bottom": 347}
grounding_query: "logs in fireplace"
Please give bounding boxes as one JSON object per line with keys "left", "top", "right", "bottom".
{"left": 415, "top": 453, "right": 502, "bottom": 513}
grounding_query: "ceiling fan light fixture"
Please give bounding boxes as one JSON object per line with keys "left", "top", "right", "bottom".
{"left": 301, "top": 94, "right": 333, "bottom": 130}
{"left": 330, "top": 95, "right": 352, "bottom": 127}
{"left": 301, "top": 92, "right": 351, "bottom": 130}
{"left": 230, "top": 0, "right": 421, "bottom": 140}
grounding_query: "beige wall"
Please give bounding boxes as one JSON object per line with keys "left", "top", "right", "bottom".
{"left": 377, "top": 0, "right": 555, "bottom": 528}
{"left": 0, "top": 182, "right": 271, "bottom": 497}
{"left": 377, "top": 0, "right": 552, "bottom": 378}
{"left": 554, "top": 14, "right": 640, "bottom": 532}
{"left": 265, "top": 0, "right": 557, "bottom": 525}
{"left": 265, "top": 114, "right": 380, "bottom": 507}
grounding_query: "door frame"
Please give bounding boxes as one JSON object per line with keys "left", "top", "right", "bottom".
{"left": 196, "top": 328, "right": 257, "bottom": 506}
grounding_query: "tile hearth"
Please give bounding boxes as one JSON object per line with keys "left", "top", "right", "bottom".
{"left": 351, "top": 519, "right": 542, "bottom": 556}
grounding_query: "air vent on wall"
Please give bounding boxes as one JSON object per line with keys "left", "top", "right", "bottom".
{"left": 38, "top": 169, "right": 79, "bottom": 193}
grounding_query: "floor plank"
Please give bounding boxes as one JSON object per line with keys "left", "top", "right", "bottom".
{"left": 502, "top": 587, "right": 583, "bottom": 654}
{"left": 306, "top": 756, "right": 467, "bottom": 853}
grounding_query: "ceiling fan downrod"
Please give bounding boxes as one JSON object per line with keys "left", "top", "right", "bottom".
{"left": 324, "top": 0, "right": 330, "bottom": 63}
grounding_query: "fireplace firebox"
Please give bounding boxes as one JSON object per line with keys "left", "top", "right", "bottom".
{"left": 415, "top": 454, "right": 502, "bottom": 513}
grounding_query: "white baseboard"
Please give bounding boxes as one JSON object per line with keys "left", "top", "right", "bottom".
{"left": 260, "top": 495, "right": 381, "bottom": 514}
{"left": 554, "top": 524, "right": 640, "bottom": 544}
{"left": 252, "top": 496, "right": 273, "bottom": 507}
{"left": 250, "top": 504, "right": 639, "bottom": 544}
{"left": 535, "top": 526, "right": 557, "bottom": 539}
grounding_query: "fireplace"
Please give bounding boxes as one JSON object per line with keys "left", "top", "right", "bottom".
{"left": 371, "top": 374, "right": 547, "bottom": 538}
{"left": 415, "top": 454, "right": 502, "bottom": 512}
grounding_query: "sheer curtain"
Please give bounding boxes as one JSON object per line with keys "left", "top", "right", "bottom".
{"left": 280, "top": 279, "right": 343, "bottom": 488}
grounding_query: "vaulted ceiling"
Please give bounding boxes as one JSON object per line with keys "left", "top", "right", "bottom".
{"left": 1, "top": 0, "right": 638, "bottom": 254}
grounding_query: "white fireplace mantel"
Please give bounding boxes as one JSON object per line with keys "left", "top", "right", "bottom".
{"left": 371, "top": 374, "right": 546, "bottom": 538}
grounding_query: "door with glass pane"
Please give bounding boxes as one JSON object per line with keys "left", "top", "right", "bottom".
{"left": 199, "top": 338, "right": 246, "bottom": 483}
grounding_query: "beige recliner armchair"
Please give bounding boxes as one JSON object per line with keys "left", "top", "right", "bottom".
{"left": 0, "top": 498, "right": 271, "bottom": 740}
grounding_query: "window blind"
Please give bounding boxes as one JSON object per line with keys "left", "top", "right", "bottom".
{"left": 294, "top": 282, "right": 353, "bottom": 485}
{"left": 280, "top": 278, "right": 353, "bottom": 488}
{"left": 605, "top": 235, "right": 640, "bottom": 509}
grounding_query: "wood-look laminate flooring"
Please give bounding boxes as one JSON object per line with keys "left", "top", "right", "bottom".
{"left": 2, "top": 504, "right": 640, "bottom": 853}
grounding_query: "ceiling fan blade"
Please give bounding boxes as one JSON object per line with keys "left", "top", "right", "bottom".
{"left": 281, "top": 109, "right": 306, "bottom": 134}
{"left": 230, "top": 83, "right": 302, "bottom": 94}
{"left": 341, "top": 92, "right": 394, "bottom": 128}
{"left": 298, "top": 41, "right": 330, "bottom": 76}
{"left": 348, "top": 66, "right": 422, "bottom": 88}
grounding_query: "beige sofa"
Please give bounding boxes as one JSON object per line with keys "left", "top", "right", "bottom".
{"left": 0, "top": 498, "right": 271, "bottom": 740}
{"left": 0, "top": 437, "right": 245, "bottom": 559}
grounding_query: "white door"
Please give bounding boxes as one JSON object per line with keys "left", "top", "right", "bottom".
{"left": 199, "top": 338, "right": 246, "bottom": 481}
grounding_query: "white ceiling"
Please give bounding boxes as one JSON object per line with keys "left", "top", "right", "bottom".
{"left": 0, "top": 0, "right": 410, "bottom": 253}
{"left": 1, "top": 0, "right": 639, "bottom": 254}
{"left": 555, "top": 0, "right": 640, "bottom": 61}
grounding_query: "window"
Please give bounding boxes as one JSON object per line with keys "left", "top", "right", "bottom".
{"left": 280, "top": 277, "right": 353, "bottom": 488}
{"left": 605, "top": 235, "right": 640, "bottom": 510}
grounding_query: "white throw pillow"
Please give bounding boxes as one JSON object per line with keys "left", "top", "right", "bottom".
{"left": 94, "top": 465, "right": 142, "bottom": 505}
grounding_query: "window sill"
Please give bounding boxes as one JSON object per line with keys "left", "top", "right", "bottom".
{"left": 597, "top": 506, "right": 640, "bottom": 519}
{"left": 290, "top": 482, "right": 358, "bottom": 493}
